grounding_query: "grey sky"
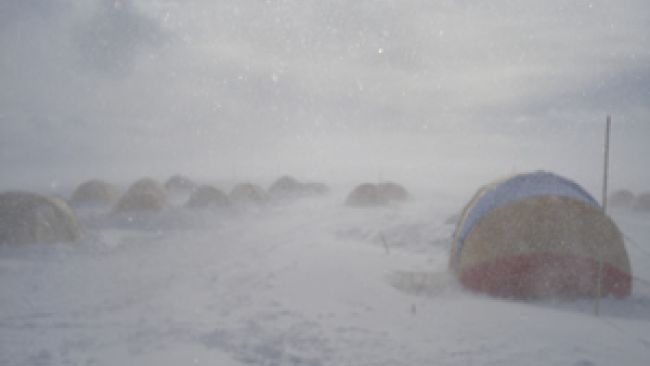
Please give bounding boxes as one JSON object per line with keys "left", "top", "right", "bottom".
{"left": 1, "top": 0, "right": 648, "bottom": 194}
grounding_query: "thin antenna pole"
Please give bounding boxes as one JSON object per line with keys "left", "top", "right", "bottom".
{"left": 595, "top": 115, "right": 611, "bottom": 316}
{"left": 602, "top": 115, "right": 611, "bottom": 213}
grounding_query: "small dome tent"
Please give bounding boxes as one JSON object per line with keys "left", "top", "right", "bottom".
{"left": 345, "top": 183, "right": 388, "bottom": 207}
{"left": 69, "top": 179, "right": 120, "bottom": 208}
{"left": 165, "top": 174, "right": 197, "bottom": 193}
{"left": 267, "top": 176, "right": 330, "bottom": 200}
{"left": 609, "top": 189, "right": 636, "bottom": 209}
{"left": 0, "top": 191, "right": 81, "bottom": 244}
{"left": 450, "top": 171, "right": 631, "bottom": 299}
{"left": 114, "top": 178, "right": 167, "bottom": 213}
{"left": 377, "top": 181, "right": 409, "bottom": 202}
{"left": 185, "top": 185, "right": 230, "bottom": 209}
{"left": 230, "top": 183, "right": 268, "bottom": 205}
{"left": 268, "top": 176, "right": 303, "bottom": 199}
{"left": 345, "top": 181, "right": 409, "bottom": 207}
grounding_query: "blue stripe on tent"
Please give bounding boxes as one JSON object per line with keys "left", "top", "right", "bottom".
{"left": 456, "top": 171, "right": 600, "bottom": 259}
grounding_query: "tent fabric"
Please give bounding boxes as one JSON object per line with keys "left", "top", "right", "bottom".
{"left": 345, "top": 182, "right": 409, "bottom": 207}
{"left": 455, "top": 171, "right": 599, "bottom": 260}
{"left": 165, "top": 174, "right": 197, "bottom": 192}
{"left": 114, "top": 178, "right": 167, "bottom": 213}
{"left": 457, "top": 196, "right": 631, "bottom": 298}
{"left": 186, "top": 185, "right": 230, "bottom": 209}
{"left": 230, "top": 183, "right": 268, "bottom": 204}
{"left": 450, "top": 172, "right": 632, "bottom": 299}
{"left": 0, "top": 191, "right": 81, "bottom": 245}
{"left": 70, "top": 179, "right": 119, "bottom": 207}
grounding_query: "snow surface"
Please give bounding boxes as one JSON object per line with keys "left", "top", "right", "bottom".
{"left": 1, "top": 189, "right": 649, "bottom": 366}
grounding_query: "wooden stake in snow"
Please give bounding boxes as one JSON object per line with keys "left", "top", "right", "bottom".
{"left": 596, "top": 115, "right": 611, "bottom": 316}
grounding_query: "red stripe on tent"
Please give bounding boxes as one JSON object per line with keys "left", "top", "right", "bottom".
{"left": 460, "top": 253, "right": 631, "bottom": 299}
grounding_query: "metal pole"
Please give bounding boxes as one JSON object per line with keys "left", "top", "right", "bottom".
{"left": 602, "top": 115, "right": 611, "bottom": 213}
{"left": 595, "top": 115, "right": 611, "bottom": 316}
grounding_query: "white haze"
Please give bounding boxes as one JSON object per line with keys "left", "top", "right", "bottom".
{"left": 2, "top": 3, "right": 650, "bottom": 365}
{"left": 1, "top": 0, "right": 649, "bottom": 195}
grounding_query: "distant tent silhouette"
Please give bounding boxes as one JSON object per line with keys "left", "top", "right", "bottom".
{"left": 345, "top": 181, "right": 409, "bottom": 207}
{"left": 345, "top": 183, "right": 388, "bottom": 207}
{"left": 114, "top": 178, "right": 167, "bottom": 213}
{"left": 450, "top": 171, "right": 631, "bottom": 299}
{"left": 185, "top": 185, "right": 230, "bottom": 209}
{"left": 0, "top": 191, "right": 81, "bottom": 244}
{"left": 377, "top": 182, "right": 409, "bottom": 202}
{"left": 268, "top": 176, "right": 303, "bottom": 199}
{"left": 609, "top": 189, "right": 636, "bottom": 209}
{"left": 268, "top": 175, "right": 330, "bottom": 200}
{"left": 69, "top": 179, "right": 120, "bottom": 208}
{"left": 230, "top": 183, "right": 268, "bottom": 205}
{"left": 165, "top": 174, "right": 197, "bottom": 193}
{"left": 635, "top": 192, "right": 650, "bottom": 211}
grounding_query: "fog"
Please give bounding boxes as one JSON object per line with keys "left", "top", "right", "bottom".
{"left": 1, "top": 0, "right": 649, "bottom": 195}
{"left": 2, "top": 3, "right": 650, "bottom": 364}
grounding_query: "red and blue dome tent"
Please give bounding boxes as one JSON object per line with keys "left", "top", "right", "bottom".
{"left": 450, "top": 171, "right": 631, "bottom": 299}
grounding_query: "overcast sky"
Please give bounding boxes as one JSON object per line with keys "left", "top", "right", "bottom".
{"left": 1, "top": 0, "right": 649, "bottom": 194}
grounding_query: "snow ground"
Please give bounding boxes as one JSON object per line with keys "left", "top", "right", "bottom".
{"left": 1, "top": 189, "right": 649, "bottom": 366}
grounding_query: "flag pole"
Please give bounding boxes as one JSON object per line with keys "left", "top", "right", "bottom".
{"left": 602, "top": 115, "right": 611, "bottom": 213}
{"left": 595, "top": 115, "right": 611, "bottom": 316}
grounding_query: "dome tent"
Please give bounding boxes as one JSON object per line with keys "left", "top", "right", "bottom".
{"left": 345, "top": 181, "right": 409, "bottom": 207}
{"left": 185, "top": 185, "right": 230, "bottom": 209}
{"left": 267, "top": 175, "right": 330, "bottom": 200}
{"left": 0, "top": 191, "right": 81, "bottom": 245}
{"left": 450, "top": 171, "right": 631, "bottom": 299}
{"left": 164, "top": 174, "right": 197, "bottom": 193}
{"left": 609, "top": 189, "right": 636, "bottom": 209}
{"left": 345, "top": 183, "right": 388, "bottom": 207}
{"left": 230, "top": 182, "right": 268, "bottom": 205}
{"left": 377, "top": 181, "right": 409, "bottom": 202}
{"left": 69, "top": 179, "right": 120, "bottom": 208}
{"left": 114, "top": 178, "right": 167, "bottom": 213}
{"left": 268, "top": 175, "right": 303, "bottom": 199}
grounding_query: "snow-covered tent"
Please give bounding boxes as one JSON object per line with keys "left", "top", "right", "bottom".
{"left": 268, "top": 175, "right": 304, "bottom": 199}
{"left": 377, "top": 182, "right": 409, "bottom": 202}
{"left": 185, "top": 185, "right": 230, "bottom": 209}
{"left": 345, "top": 183, "right": 389, "bottom": 207}
{"left": 69, "top": 179, "right": 120, "bottom": 208}
{"left": 164, "top": 174, "right": 197, "bottom": 193}
{"left": 0, "top": 191, "right": 81, "bottom": 245}
{"left": 345, "top": 181, "right": 409, "bottom": 207}
{"left": 230, "top": 183, "right": 268, "bottom": 205}
{"left": 450, "top": 171, "right": 631, "bottom": 299}
{"left": 267, "top": 175, "right": 330, "bottom": 200}
{"left": 114, "top": 178, "right": 167, "bottom": 213}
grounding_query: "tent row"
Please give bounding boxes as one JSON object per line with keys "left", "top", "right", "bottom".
{"left": 0, "top": 176, "right": 412, "bottom": 246}
{"left": 1, "top": 170, "right": 638, "bottom": 303}
{"left": 0, "top": 175, "right": 330, "bottom": 245}
{"left": 70, "top": 175, "right": 331, "bottom": 213}
{"left": 69, "top": 175, "right": 412, "bottom": 212}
